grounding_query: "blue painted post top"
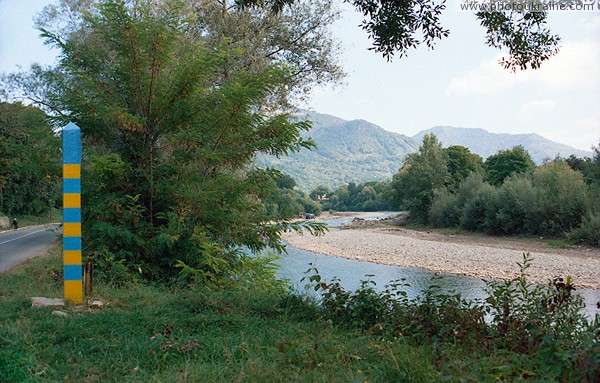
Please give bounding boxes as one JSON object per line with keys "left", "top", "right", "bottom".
{"left": 63, "top": 122, "right": 81, "bottom": 165}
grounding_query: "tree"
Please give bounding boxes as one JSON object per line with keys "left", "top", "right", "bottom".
{"left": 274, "top": 172, "right": 297, "bottom": 189}
{"left": 34, "top": 0, "right": 344, "bottom": 109}
{"left": 13, "top": 0, "right": 324, "bottom": 281}
{"left": 443, "top": 145, "right": 483, "bottom": 191}
{"left": 0, "top": 102, "right": 61, "bottom": 216}
{"left": 388, "top": 133, "right": 449, "bottom": 223}
{"left": 239, "top": 0, "right": 560, "bottom": 70}
{"left": 484, "top": 145, "right": 535, "bottom": 186}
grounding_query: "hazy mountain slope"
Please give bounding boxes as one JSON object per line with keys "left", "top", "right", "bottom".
{"left": 258, "top": 114, "right": 593, "bottom": 192}
{"left": 256, "top": 112, "right": 417, "bottom": 191}
{"left": 413, "top": 126, "right": 593, "bottom": 164}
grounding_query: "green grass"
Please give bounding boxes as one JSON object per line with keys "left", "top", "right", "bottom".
{"left": 544, "top": 240, "right": 575, "bottom": 249}
{"left": 1, "top": 247, "right": 597, "bottom": 382}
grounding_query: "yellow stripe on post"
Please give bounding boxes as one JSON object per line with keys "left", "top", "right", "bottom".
{"left": 63, "top": 222, "right": 82, "bottom": 237}
{"left": 64, "top": 280, "right": 83, "bottom": 303}
{"left": 64, "top": 250, "right": 82, "bottom": 265}
{"left": 63, "top": 193, "right": 81, "bottom": 208}
{"left": 63, "top": 164, "right": 81, "bottom": 179}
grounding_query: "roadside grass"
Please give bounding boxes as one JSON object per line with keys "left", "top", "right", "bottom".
{"left": 8, "top": 208, "right": 63, "bottom": 228}
{"left": 1, "top": 247, "right": 598, "bottom": 382}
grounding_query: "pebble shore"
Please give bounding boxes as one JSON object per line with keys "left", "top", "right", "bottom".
{"left": 283, "top": 226, "right": 600, "bottom": 289}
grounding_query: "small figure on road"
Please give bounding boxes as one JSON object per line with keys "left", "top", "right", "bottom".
{"left": 12, "top": 218, "right": 18, "bottom": 230}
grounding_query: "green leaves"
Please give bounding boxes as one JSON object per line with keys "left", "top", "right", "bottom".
{"left": 350, "top": 0, "right": 450, "bottom": 60}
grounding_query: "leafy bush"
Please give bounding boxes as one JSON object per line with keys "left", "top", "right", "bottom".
{"left": 428, "top": 188, "right": 460, "bottom": 228}
{"left": 460, "top": 182, "right": 500, "bottom": 234}
{"left": 303, "top": 253, "right": 600, "bottom": 381}
{"left": 568, "top": 210, "right": 600, "bottom": 246}
{"left": 495, "top": 172, "right": 540, "bottom": 234}
{"left": 533, "top": 160, "right": 590, "bottom": 236}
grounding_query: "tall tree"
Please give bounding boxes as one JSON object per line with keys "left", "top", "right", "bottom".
{"left": 0, "top": 102, "right": 61, "bottom": 216}
{"left": 484, "top": 145, "right": 535, "bottom": 186}
{"left": 388, "top": 133, "right": 449, "bottom": 223}
{"left": 13, "top": 0, "right": 323, "bottom": 280}
{"left": 33, "top": 0, "right": 343, "bottom": 109}
{"left": 443, "top": 145, "right": 483, "bottom": 191}
{"left": 238, "top": 0, "right": 560, "bottom": 70}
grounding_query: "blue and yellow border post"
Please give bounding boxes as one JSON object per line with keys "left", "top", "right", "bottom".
{"left": 63, "top": 122, "right": 83, "bottom": 304}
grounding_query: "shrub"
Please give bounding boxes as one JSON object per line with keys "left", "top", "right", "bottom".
{"left": 460, "top": 183, "right": 500, "bottom": 234}
{"left": 534, "top": 160, "right": 590, "bottom": 236}
{"left": 495, "top": 172, "right": 540, "bottom": 234}
{"left": 428, "top": 188, "right": 460, "bottom": 228}
{"left": 304, "top": 254, "right": 600, "bottom": 381}
{"left": 568, "top": 210, "right": 600, "bottom": 246}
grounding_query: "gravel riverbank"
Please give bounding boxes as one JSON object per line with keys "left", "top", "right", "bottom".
{"left": 283, "top": 223, "right": 600, "bottom": 289}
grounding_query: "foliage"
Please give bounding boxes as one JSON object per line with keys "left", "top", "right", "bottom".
{"left": 428, "top": 157, "right": 596, "bottom": 239}
{"left": 484, "top": 145, "right": 535, "bottom": 186}
{"left": 568, "top": 210, "right": 600, "bottom": 247}
{"left": 304, "top": 253, "right": 600, "bottom": 381}
{"left": 533, "top": 160, "right": 589, "bottom": 235}
{"left": 241, "top": 0, "right": 562, "bottom": 70}
{"left": 443, "top": 145, "right": 483, "bottom": 191}
{"left": 34, "top": 0, "right": 343, "bottom": 110}
{"left": 476, "top": 10, "right": 560, "bottom": 70}
{"left": 387, "top": 134, "right": 449, "bottom": 223}
{"left": 0, "top": 102, "right": 61, "bottom": 216}
{"left": 313, "top": 181, "right": 390, "bottom": 212}
{"left": 4, "top": 0, "right": 329, "bottom": 282}
{"left": 264, "top": 174, "right": 322, "bottom": 220}
{"left": 428, "top": 188, "right": 460, "bottom": 228}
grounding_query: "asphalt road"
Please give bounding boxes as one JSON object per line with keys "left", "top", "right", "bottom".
{"left": 0, "top": 224, "right": 60, "bottom": 273}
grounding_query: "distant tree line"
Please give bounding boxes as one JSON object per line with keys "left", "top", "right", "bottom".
{"left": 304, "top": 134, "right": 600, "bottom": 246}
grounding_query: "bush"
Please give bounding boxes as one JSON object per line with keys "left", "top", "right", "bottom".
{"left": 428, "top": 188, "right": 460, "bottom": 228}
{"left": 304, "top": 253, "right": 600, "bottom": 381}
{"left": 460, "top": 183, "right": 500, "bottom": 234}
{"left": 534, "top": 160, "right": 590, "bottom": 236}
{"left": 568, "top": 210, "right": 600, "bottom": 246}
{"left": 495, "top": 172, "right": 540, "bottom": 235}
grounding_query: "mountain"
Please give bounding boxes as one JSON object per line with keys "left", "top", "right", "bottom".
{"left": 258, "top": 113, "right": 594, "bottom": 192}
{"left": 256, "top": 112, "right": 418, "bottom": 191}
{"left": 413, "top": 126, "right": 593, "bottom": 164}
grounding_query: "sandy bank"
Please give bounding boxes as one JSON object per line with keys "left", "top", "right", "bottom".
{"left": 283, "top": 226, "right": 600, "bottom": 289}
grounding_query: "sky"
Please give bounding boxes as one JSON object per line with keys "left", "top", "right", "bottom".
{"left": 0, "top": 0, "right": 599, "bottom": 151}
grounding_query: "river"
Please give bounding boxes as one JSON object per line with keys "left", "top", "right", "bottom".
{"left": 276, "top": 213, "right": 600, "bottom": 320}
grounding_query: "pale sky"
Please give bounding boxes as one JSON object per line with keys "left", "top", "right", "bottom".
{"left": 1, "top": 0, "right": 599, "bottom": 151}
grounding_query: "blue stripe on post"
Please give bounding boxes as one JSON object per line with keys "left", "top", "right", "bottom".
{"left": 64, "top": 236, "right": 82, "bottom": 251}
{"left": 64, "top": 265, "right": 82, "bottom": 281}
{"left": 64, "top": 208, "right": 81, "bottom": 223}
{"left": 63, "top": 178, "right": 81, "bottom": 194}
{"left": 63, "top": 122, "right": 82, "bottom": 164}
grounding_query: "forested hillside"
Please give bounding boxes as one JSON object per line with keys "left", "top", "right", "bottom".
{"left": 259, "top": 113, "right": 594, "bottom": 191}
{"left": 256, "top": 112, "right": 418, "bottom": 191}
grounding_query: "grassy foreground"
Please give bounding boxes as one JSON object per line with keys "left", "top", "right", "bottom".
{"left": 0, "top": 247, "right": 597, "bottom": 382}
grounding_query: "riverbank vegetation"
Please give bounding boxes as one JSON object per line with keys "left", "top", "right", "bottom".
{"left": 308, "top": 135, "right": 600, "bottom": 246}
{"left": 1, "top": 247, "right": 598, "bottom": 382}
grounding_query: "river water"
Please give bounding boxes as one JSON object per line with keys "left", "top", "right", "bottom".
{"left": 276, "top": 213, "right": 600, "bottom": 320}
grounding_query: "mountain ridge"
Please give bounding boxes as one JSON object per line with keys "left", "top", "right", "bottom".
{"left": 257, "top": 112, "right": 594, "bottom": 192}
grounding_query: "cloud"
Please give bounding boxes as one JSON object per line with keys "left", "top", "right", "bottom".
{"left": 520, "top": 99, "right": 556, "bottom": 120}
{"left": 446, "top": 40, "right": 600, "bottom": 95}
{"left": 532, "top": 40, "right": 600, "bottom": 91}
{"left": 445, "top": 56, "right": 529, "bottom": 95}
{"left": 546, "top": 117, "right": 600, "bottom": 151}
